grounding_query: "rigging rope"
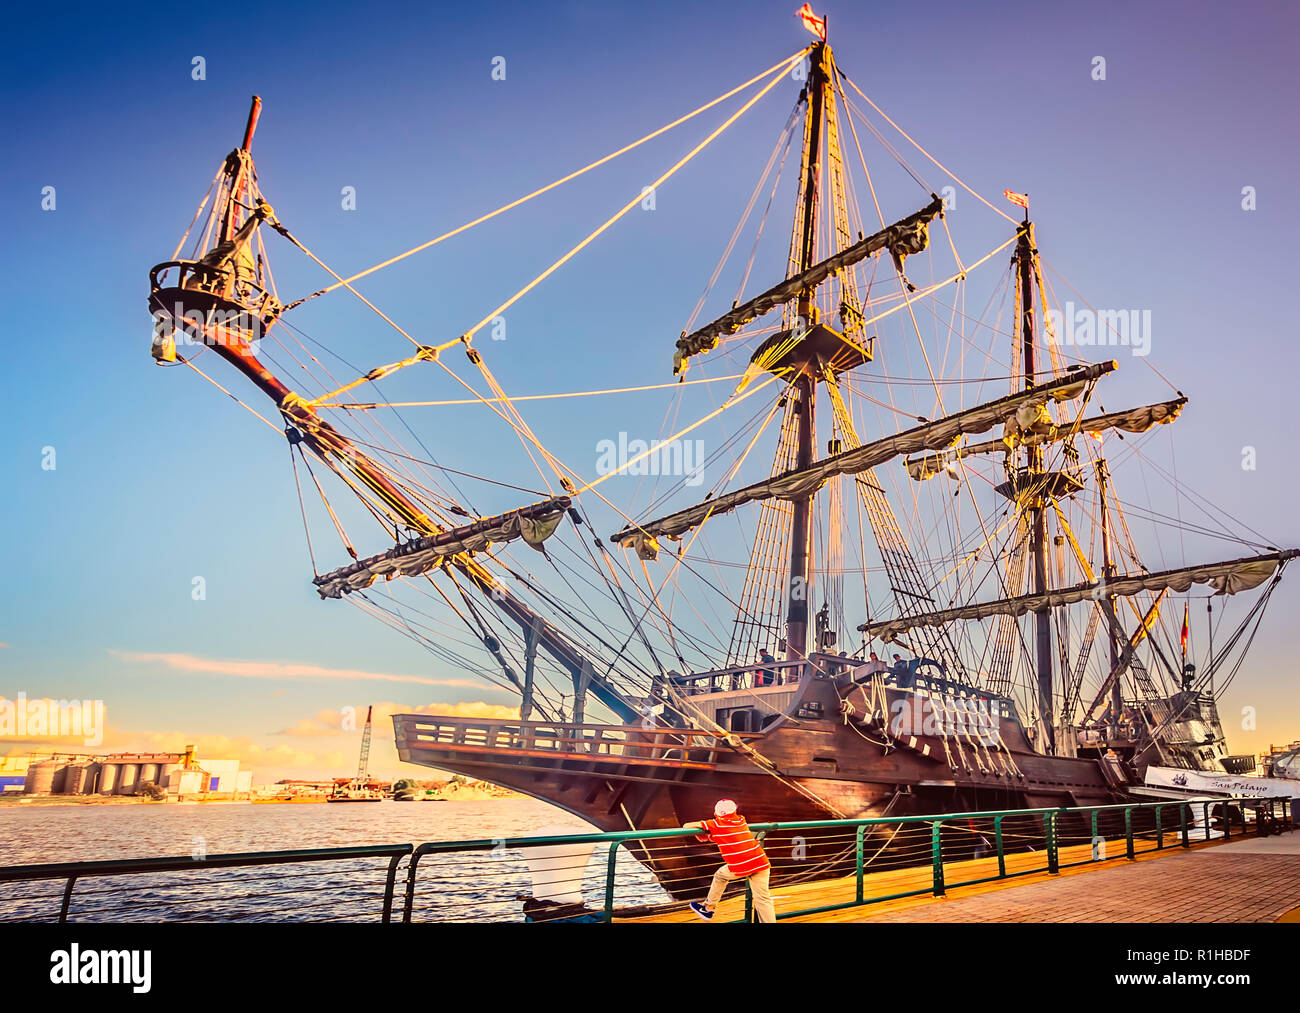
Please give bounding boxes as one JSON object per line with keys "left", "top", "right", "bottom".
{"left": 283, "top": 48, "right": 813, "bottom": 309}
{"left": 332, "top": 373, "right": 748, "bottom": 410}
{"left": 837, "top": 70, "right": 1017, "bottom": 225}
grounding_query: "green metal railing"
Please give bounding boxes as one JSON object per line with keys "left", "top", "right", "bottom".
{"left": 397, "top": 794, "right": 1294, "bottom": 923}
{"left": 0, "top": 845, "right": 412, "bottom": 924}
{"left": 0, "top": 795, "right": 1291, "bottom": 923}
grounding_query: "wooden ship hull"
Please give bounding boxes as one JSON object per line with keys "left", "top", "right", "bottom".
{"left": 394, "top": 663, "right": 1125, "bottom": 899}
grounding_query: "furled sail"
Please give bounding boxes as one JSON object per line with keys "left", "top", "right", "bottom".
{"left": 904, "top": 396, "right": 1187, "bottom": 481}
{"left": 672, "top": 196, "right": 946, "bottom": 374}
{"left": 610, "top": 361, "right": 1114, "bottom": 550}
{"left": 315, "top": 497, "right": 572, "bottom": 598}
{"left": 858, "top": 549, "right": 1299, "bottom": 642}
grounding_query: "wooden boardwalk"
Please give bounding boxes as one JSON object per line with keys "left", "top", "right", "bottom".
{"left": 621, "top": 830, "right": 1300, "bottom": 924}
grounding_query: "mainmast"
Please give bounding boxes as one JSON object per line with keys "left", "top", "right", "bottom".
{"left": 1014, "top": 219, "right": 1055, "bottom": 753}
{"left": 785, "top": 39, "right": 829, "bottom": 661}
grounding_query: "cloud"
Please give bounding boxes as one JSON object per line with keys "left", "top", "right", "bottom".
{"left": 104, "top": 729, "right": 330, "bottom": 772}
{"left": 108, "top": 650, "right": 509, "bottom": 692}
{"left": 276, "top": 700, "right": 519, "bottom": 738}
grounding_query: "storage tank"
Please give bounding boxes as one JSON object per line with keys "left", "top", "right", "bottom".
{"left": 60, "top": 763, "right": 86, "bottom": 794}
{"left": 81, "top": 762, "right": 101, "bottom": 794}
{"left": 116, "top": 762, "right": 139, "bottom": 795}
{"left": 98, "top": 762, "right": 118, "bottom": 794}
{"left": 158, "top": 762, "right": 180, "bottom": 791}
{"left": 139, "top": 762, "right": 159, "bottom": 786}
{"left": 23, "top": 759, "right": 59, "bottom": 795}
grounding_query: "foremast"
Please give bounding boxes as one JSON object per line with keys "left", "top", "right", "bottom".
{"left": 147, "top": 97, "right": 639, "bottom": 724}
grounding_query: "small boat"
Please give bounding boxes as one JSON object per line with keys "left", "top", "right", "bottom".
{"left": 327, "top": 781, "right": 384, "bottom": 803}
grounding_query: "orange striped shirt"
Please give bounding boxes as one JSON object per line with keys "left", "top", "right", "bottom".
{"left": 697, "top": 813, "right": 770, "bottom": 877}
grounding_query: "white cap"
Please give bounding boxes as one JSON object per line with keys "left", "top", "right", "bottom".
{"left": 714, "top": 798, "right": 737, "bottom": 817}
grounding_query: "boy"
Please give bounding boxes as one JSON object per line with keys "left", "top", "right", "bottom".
{"left": 684, "top": 799, "right": 775, "bottom": 923}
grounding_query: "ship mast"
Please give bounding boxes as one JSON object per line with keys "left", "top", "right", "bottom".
{"left": 148, "top": 98, "right": 639, "bottom": 725}
{"left": 1097, "top": 458, "right": 1123, "bottom": 721}
{"left": 1014, "top": 218, "right": 1055, "bottom": 753}
{"left": 785, "top": 39, "right": 829, "bottom": 661}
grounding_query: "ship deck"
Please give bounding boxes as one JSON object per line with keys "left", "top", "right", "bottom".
{"left": 620, "top": 829, "right": 1300, "bottom": 923}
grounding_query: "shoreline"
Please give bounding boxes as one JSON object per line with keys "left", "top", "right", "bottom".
{"left": 0, "top": 793, "right": 523, "bottom": 808}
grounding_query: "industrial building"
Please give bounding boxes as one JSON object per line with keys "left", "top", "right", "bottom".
{"left": 0, "top": 754, "right": 31, "bottom": 793}
{"left": 6, "top": 745, "right": 252, "bottom": 800}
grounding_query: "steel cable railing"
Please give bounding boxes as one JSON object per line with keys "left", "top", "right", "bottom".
{"left": 0, "top": 795, "right": 1291, "bottom": 923}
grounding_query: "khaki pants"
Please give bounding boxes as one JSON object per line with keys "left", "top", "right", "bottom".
{"left": 705, "top": 865, "right": 775, "bottom": 923}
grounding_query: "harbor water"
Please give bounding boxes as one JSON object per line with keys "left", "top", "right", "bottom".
{"left": 0, "top": 799, "right": 672, "bottom": 922}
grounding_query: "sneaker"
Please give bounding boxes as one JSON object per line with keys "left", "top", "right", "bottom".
{"left": 689, "top": 901, "right": 714, "bottom": 921}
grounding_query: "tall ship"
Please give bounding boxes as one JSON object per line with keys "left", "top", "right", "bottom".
{"left": 147, "top": 11, "right": 1294, "bottom": 896}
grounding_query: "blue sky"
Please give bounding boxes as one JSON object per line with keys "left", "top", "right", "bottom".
{"left": 2, "top": 0, "right": 1298, "bottom": 780}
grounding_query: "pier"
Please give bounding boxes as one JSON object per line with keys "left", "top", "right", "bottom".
{"left": 0, "top": 795, "right": 1294, "bottom": 923}
{"left": 623, "top": 826, "right": 1300, "bottom": 924}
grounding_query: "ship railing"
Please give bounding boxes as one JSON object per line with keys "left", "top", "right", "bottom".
{"left": 1, "top": 795, "right": 1292, "bottom": 924}
{"left": 396, "top": 714, "right": 761, "bottom": 763}
{"left": 672, "top": 658, "right": 809, "bottom": 694}
{"left": 150, "top": 260, "right": 283, "bottom": 331}
{"left": 671, "top": 652, "right": 866, "bottom": 695}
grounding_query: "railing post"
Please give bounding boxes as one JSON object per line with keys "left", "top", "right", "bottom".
{"left": 1155, "top": 804, "right": 1163, "bottom": 850}
{"left": 1090, "top": 809, "right": 1099, "bottom": 860}
{"left": 1180, "top": 803, "right": 1190, "bottom": 849}
{"left": 1045, "top": 812, "right": 1059, "bottom": 874}
{"left": 931, "top": 821, "right": 945, "bottom": 897}
{"left": 381, "top": 852, "right": 406, "bottom": 924}
{"left": 603, "top": 841, "right": 622, "bottom": 924}
{"left": 1224, "top": 802, "right": 1232, "bottom": 840}
{"left": 401, "top": 849, "right": 425, "bottom": 924}
{"left": 855, "top": 824, "right": 865, "bottom": 905}
{"left": 1202, "top": 801, "right": 1212, "bottom": 840}
{"left": 59, "top": 875, "right": 77, "bottom": 924}
{"left": 994, "top": 815, "right": 1006, "bottom": 878}
{"left": 745, "top": 831, "right": 765, "bottom": 923}
{"left": 1124, "top": 807, "right": 1135, "bottom": 860}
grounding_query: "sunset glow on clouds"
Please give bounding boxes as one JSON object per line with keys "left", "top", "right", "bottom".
{"left": 108, "top": 650, "right": 511, "bottom": 692}
{"left": 1, "top": 696, "right": 519, "bottom": 782}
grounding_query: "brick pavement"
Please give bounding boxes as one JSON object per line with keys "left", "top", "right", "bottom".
{"left": 854, "top": 835, "right": 1300, "bottom": 922}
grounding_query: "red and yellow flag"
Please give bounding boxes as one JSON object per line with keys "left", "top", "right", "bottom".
{"left": 1180, "top": 602, "right": 1190, "bottom": 659}
{"left": 797, "top": 4, "right": 827, "bottom": 41}
{"left": 1004, "top": 189, "right": 1030, "bottom": 210}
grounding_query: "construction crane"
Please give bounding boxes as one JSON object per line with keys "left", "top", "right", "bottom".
{"left": 356, "top": 705, "right": 373, "bottom": 783}
{"left": 327, "top": 704, "right": 382, "bottom": 802}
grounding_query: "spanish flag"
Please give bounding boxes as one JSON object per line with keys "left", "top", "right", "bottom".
{"left": 797, "top": 4, "right": 827, "bottom": 41}
{"left": 1004, "top": 189, "right": 1030, "bottom": 210}
{"left": 1180, "top": 602, "right": 1190, "bottom": 660}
